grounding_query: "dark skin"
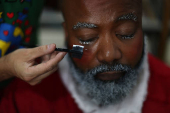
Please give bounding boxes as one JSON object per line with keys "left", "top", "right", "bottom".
{"left": 62, "top": 0, "right": 143, "bottom": 80}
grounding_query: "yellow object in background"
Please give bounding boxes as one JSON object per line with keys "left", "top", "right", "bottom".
{"left": 13, "top": 27, "right": 24, "bottom": 38}
{"left": 0, "top": 40, "right": 11, "bottom": 56}
{"left": 0, "top": 12, "right": 3, "bottom": 18}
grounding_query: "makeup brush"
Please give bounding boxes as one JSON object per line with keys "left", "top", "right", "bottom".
{"left": 55, "top": 45, "right": 84, "bottom": 59}
{"left": 21, "top": 43, "right": 84, "bottom": 59}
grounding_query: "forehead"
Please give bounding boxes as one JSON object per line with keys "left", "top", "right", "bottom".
{"left": 83, "top": 0, "right": 139, "bottom": 12}
{"left": 63, "top": 0, "right": 141, "bottom": 26}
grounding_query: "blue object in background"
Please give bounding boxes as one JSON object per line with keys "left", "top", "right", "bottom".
{"left": 0, "top": 23, "right": 23, "bottom": 57}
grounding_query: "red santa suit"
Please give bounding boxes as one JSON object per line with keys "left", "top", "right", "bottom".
{"left": 0, "top": 53, "right": 170, "bottom": 113}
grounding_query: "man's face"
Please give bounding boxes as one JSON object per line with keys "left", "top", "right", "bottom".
{"left": 63, "top": 0, "right": 143, "bottom": 105}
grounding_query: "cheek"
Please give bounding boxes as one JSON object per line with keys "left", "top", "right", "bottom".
{"left": 68, "top": 41, "right": 96, "bottom": 71}
{"left": 131, "top": 39, "right": 143, "bottom": 56}
{"left": 73, "top": 49, "right": 93, "bottom": 68}
{"left": 123, "top": 31, "right": 143, "bottom": 67}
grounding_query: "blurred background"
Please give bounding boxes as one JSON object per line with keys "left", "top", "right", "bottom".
{"left": 38, "top": 0, "right": 170, "bottom": 66}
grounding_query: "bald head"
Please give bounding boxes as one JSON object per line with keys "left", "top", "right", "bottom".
{"left": 61, "top": 0, "right": 142, "bottom": 22}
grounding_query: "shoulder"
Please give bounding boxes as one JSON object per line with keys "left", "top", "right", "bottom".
{"left": 147, "top": 53, "right": 170, "bottom": 95}
{"left": 142, "top": 54, "right": 170, "bottom": 113}
{"left": 148, "top": 53, "right": 170, "bottom": 78}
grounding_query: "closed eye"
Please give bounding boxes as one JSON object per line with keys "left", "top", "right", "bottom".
{"left": 116, "top": 34, "right": 134, "bottom": 40}
{"left": 79, "top": 37, "right": 99, "bottom": 45}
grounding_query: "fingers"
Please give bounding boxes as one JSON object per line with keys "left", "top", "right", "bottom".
{"left": 41, "top": 51, "right": 58, "bottom": 63}
{"left": 41, "top": 54, "right": 50, "bottom": 63}
{"left": 27, "top": 52, "right": 67, "bottom": 79}
{"left": 7, "top": 44, "right": 67, "bottom": 85}
{"left": 28, "top": 44, "right": 56, "bottom": 60}
{"left": 28, "top": 51, "right": 62, "bottom": 85}
{"left": 50, "top": 51, "right": 58, "bottom": 59}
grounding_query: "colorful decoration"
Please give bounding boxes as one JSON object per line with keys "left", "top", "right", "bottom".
{"left": 13, "top": 27, "right": 24, "bottom": 38}
{"left": 16, "top": 19, "right": 22, "bottom": 24}
{"left": 0, "top": 40, "right": 11, "bottom": 57}
{"left": 25, "top": 37, "right": 30, "bottom": 43}
{"left": 24, "top": 26, "right": 32, "bottom": 43}
{"left": 25, "top": 26, "right": 32, "bottom": 35}
{"left": 0, "top": 12, "right": 3, "bottom": 18}
{"left": 3, "top": 30, "right": 9, "bottom": 36}
{"left": 0, "top": 23, "right": 23, "bottom": 57}
{"left": 16, "top": 8, "right": 28, "bottom": 25}
{"left": 18, "top": 12, "right": 27, "bottom": 20}
{"left": 0, "top": 12, "right": 3, "bottom": 22}
{"left": 7, "top": 12, "right": 14, "bottom": 19}
{"left": 1, "top": 0, "right": 45, "bottom": 57}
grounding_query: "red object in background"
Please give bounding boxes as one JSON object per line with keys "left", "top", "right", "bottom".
{"left": 25, "top": 37, "right": 30, "bottom": 43}
{"left": 7, "top": 12, "right": 14, "bottom": 19}
{"left": 3, "top": 30, "right": 9, "bottom": 36}
{"left": 25, "top": 26, "right": 32, "bottom": 35}
{"left": 16, "top": 19, "right": 22, "bottom": 24}
{"left": 12, "top": 21, "right": 15, "bottom": 25}
{"left": 25, "top": 20, "right": 29, "bottom": 26}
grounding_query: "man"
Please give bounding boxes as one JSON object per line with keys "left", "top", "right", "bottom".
{"left": 0, "top": 0, "right": 170, "bottom": 113}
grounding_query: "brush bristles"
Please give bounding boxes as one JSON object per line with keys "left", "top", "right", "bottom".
{"left": 73, "top": 45, "right": 84, "bottom": 48}
{"left": 72, "top": 45, "right": 84, "bottom": 53}
{"left": 71, "top": 45, "right": 84, "bottom": 59}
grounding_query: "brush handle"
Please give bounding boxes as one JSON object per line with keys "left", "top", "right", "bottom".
{"left": 55, "top": 48, "right": 70, "bottom": 52}
{"left": 21, "top": 43, "right": 71, "bottom": 53}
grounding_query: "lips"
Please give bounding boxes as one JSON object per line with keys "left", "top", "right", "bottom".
{"left": 96, "top": 71, "right": 126, "bottom": 81}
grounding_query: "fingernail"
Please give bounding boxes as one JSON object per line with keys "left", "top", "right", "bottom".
{"left": 48, "top": 44, "right": 51, "bottom": 49}
{"left": 48, "top": 44, "right": 53, "bottom": 49}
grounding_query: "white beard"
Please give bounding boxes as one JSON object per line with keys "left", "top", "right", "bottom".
{"left": 58, "top": 37, "right": 150, "bottom": 113}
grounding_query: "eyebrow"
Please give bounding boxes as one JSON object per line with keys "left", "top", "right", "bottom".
{"left": 73, "top": 13, "right": 137, "bottom": 30}
{"left": 117, "top": 13, "right": 138, "bottom": 22}
{"left": 73, "top": 22, "right": 98, "bottom": 30}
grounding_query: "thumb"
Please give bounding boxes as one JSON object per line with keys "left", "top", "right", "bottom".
{"left": 28, "top": 44, "right": 56, "bottom": 60}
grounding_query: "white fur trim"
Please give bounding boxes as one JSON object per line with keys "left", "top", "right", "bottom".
{"left": 59, "top": 38, "right": 150, "bottom": 113}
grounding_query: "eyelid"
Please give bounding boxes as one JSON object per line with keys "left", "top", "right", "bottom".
{"left": 79, "top": 36, "right": 99, "bottom": 45}
{"left": 116, "top": 34, "right": 134, "bottom": 40}
{"left": 122, "top": 34, "right": 134, "bottom": 39}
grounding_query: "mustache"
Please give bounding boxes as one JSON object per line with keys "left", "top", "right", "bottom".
{"left": 85, "top": 63, "right": 133, "bottom": 76}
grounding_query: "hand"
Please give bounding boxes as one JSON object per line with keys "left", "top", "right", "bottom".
{"left": 3, "top": 44, "right": 66, "bottom": 85}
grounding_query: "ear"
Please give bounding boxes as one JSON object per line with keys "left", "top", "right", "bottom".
{"left": 62, "top": 22, "right": 68, "bottom": 41}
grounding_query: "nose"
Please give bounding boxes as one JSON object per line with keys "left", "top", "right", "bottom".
{"left": 97, "top": 35, "right": 122, "bottom": 64}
